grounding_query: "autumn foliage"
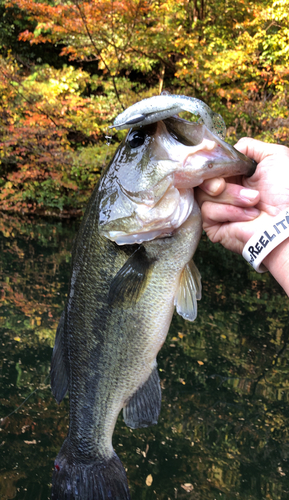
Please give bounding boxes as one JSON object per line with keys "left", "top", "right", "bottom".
{"left": 1, "top": 0, "right": 289, "bottom": 215}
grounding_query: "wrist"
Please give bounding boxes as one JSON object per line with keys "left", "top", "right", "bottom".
{"left": 263, "top": 240, "right": 289, "bottom": 296}
{"left": 242, "top": 209, "right": 289, "bottom": 295}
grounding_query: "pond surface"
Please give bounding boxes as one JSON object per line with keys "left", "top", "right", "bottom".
{"left": 0, "top": 212, "right": 289, "bottom": 500}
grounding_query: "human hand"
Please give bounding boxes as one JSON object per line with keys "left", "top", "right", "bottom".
{"left": 195, "top": 138, "right": 289, "bottom": 254}
{"left": 195, "top": 138, "right": 289, "bottom": 293}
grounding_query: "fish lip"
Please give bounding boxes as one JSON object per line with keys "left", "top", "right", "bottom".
{"left": 164, "top": 116, "right": 257, "bottom": 180}
{"left": 247, "top": 158, "right": 257, "bottom": 176}
{"left": 175, "top": 138, "right": 257, "bottom": 188}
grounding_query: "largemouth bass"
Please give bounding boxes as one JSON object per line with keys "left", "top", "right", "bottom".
{"left": 51, "top": 103, "right": 256, "bottom": 499}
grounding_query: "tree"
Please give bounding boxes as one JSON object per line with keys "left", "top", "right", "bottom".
{"left": 0, "top": 0, "right": 288, "bottom": 215}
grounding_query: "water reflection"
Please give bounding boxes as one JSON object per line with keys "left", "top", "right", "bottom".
{"left": 0, "top": 213, "right": 288, "bottom": 499}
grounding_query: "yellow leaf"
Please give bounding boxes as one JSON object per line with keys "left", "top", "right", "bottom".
{"left": 181, "top": 483, "right": 194, "bottom": 492}
{"left": 146, "top": 474, "right": 153, "bottom": 486}
{"left": 197, "top": 360, "right": 204, "bottom": 366}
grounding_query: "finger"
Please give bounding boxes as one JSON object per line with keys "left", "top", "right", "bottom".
{"left": 201, "top": 203, "right": 261, "bottom": 253}
{"left": 198, "top": 178, "right": 226, "bottom": 196}
{"left": 201, "top": 201, "right": 260, "bottom": 226}
{"left": 204, "top": 221, "right": 251, "bottom": 254}
{"left": 235, "top": 137, "right": 289, "bottom": 164}
{"left": 195, "top": 183, "right": 260, "bottom": 209}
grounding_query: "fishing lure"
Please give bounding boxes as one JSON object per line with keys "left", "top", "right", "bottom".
{"left": 111, "top": 93, "right": 227, "bottom": 139}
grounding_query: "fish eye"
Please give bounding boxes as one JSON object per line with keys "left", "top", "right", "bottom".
{"left": 128, "top": 130, "right": 146, "bottom": 149}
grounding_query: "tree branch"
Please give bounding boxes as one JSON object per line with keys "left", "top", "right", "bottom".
{"left": 73, "top": 0, "right": 124, "bottom": 110}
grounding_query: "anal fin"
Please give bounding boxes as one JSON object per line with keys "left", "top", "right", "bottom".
{"left": 123, "top": 366, "right": 161, "bottom": 429}
{"left": 174, "top": 259, "right": 202, "bottom": 322}
{"left": 51, "top": 311, "right": 68, "bottom": 404}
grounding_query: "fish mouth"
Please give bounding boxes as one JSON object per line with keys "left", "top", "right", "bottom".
{"left": 163, "top": 117, "right": 257, "bottom": 189}
{"left": 103, "top": 183, "right": 195, "bottom": 245}
{"left": 99, "top": 117, "right": 256, "bottom": 246}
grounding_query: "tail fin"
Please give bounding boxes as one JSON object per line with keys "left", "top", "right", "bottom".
{"left": 51, "top": 446, "right": 131, "bottom": 500}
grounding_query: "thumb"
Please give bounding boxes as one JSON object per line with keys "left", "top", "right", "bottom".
{"left": 235, "top": 137, "right": 289, "bottom": 164}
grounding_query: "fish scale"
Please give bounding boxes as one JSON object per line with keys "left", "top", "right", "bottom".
{"left": 51, "top": 195, "right": 201, "bottom": 499}
{"left": 51, "top": 100, "right": 256, "bottom": 499}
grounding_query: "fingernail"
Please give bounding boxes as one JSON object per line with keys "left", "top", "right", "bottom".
{"left": 244, "top": 208, "right": 260, "bottom": 218}
{"left": 240, "top": 188, "right": 259, "bottom": 201}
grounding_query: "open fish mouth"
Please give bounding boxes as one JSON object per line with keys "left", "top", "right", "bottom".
{"left": 99, "top": 117, "right": 256, "bottom": 246}
{"left": 106, "top": 181, "right": 195, "bottom": 245}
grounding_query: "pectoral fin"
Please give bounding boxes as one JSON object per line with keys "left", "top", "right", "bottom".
{"left": 174, "top": 260, "right": 202, "bottom": 322}
{"left": 123, "top": 366, "right": 161, "bottom": 429}
{"left": 51, "top": 311, "right": 69, "bottom": 404}
{"left": 108, "top": 246, "right": 155, "bottom": 306}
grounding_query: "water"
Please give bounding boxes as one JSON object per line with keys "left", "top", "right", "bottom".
{"left": 0, "top": 213, "right": 288, "bottom": 500}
